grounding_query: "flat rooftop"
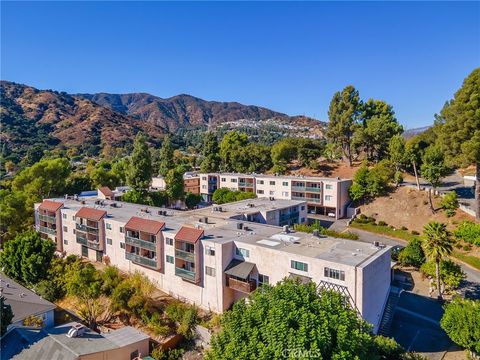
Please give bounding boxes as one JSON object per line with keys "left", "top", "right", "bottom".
{"left": 43, "top": 197, "right": 388, "bottom": 267}
{"left": 198, "top": 172, "right": 351, "bottom": 182}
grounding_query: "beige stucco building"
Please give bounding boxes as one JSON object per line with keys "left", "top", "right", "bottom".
{"left": 35, "top": 196, "right": 390, "bottom": 333}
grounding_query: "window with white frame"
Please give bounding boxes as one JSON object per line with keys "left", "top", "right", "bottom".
{"left": 221, "top": 178, "right": 226, "bottom": 182}
{"left": 325, "top": 184, "right": 333, "bottom": 190}
{"left": 205, "top": 266, "right": 216, "bottom": 277}
{"left": 64, "top": 239, "right": 68, "bottom": 245}
{"left": 236, "top": 247, "right": 250, "bottom": 258}
{"left": 107, "top": 238, "right": 112, "bottom": 245}
{"left": 258, "top": 274, "right": 269, "bottom": 285}
{"left": 120, "top": 242, "right": 125, "bottom": 249}
{"left": 166, "top": 255, "right": 174, "bottom": 264}
{"left": 62, "top": 213, "right": 67, "bottom": 219}
{"left": 63, "top": 226, "right": 68, "bottom": 232}
{"left": 269, "top": 191, "right": 275, "bottom": 195}
{"left": 291, "top": 260, "right": 308, "bottom": 272}
{"left": 269, "top": 181, "right": 275, "bottom": 185}
{"left": 166, "top": 237, "right": 173, "bottom": 246}
{"left": 205, "top": 246, "right": 215, "bottom": 256}
{"left": 325, "top": 195, "right": 333, "bottom": 201}
{"left": 120, "top": 227, "right": 124, "bottom": 233}
{"left": 282, "top": 191, "right": 289, "bottom": 197}
{"left": 106, "top": 223, "right": 112, "bottom": 230}
{"left": 282, "top": 181, "right": 288, "bottom": 186}
{"left": 324, "top": 267, "right": 345, "bottom": 281}
{"left": 257, "top": 180, "right": 264, "bottom": 185}
{"left": 231, "top": 178, "right": 237, "bottom": 183}
{"left": 257, "top": 190, "right": 264, "bottom": 194}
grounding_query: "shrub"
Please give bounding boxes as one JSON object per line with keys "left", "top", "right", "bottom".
{"left": 463, "top": 245, "right": 472, "bottom": 251}
{"left": 144, "top": 312, "right": 170, "bottom": 337}
{"left": 378, "top": 221, "right": 387, "bottom": 226}
{"left": 411, "top": 230, "right": 420, "bottom": 236}
{"left": 454, "top": 221, "right": 480, "bottom": 246}
{"left": 151, "top": 347, "right": 185, "bottom": 360}
{"left": 293, "top": 222, "right": 359, "bottom": 240}
{"left": 165, "top": 302, "right": 199, "bottom": 340}
{"left": 440, "top": 192, "right": 459, "bottom": 217}
{"left": 401, "top": 226, "right": 408, "bottom": 231}
{"left": 420, "top": 260, "right": 466, "bottom": 291}
{"left": 398, "top": 238, "right": 425, "bottom": 267}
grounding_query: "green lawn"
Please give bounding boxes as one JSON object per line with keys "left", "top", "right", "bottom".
{"left": 349, "top": 221, "right": 418, "bottom": 242}
{"left": 452, "top": 251, "right": 480, "bottom": 271}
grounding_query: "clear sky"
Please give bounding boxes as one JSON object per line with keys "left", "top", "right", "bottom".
{"left": 1, "top": 1, "right": 479, "bottom": 128}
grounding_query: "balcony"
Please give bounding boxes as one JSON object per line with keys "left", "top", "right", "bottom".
{"left": 38, "top": 226, "right": 56, "bottom": 235}
{"left": 126, "top": 252, "right": 158, "bottom": 269}
{"left": 292, "top": 186, "right": 306, "bottom": 191}
{"left": 306, "top": 197, "right": 322, "bottom": 204}
{"left": 305, "top": 187, "right": 321, "bottom": 193}
{"left": 175, "top": 249, "right": 195, "bottom": 263}
{"left": 125, "top": 235, "right": 156, "bottom": 251}
{"left": 76, "top": 223, "right": 99, "bottom": 233}
{"left": 280, "top": 212, "right": 300, "bottom": 221}
{"left": 87, "top": 240, "right": 101, "bottom": 250}
{"left": 292, "top": 196, "right": 306, "bottom": 201}
{"left": 175, "top": 267, "right": 196, "bottom": 282}
{"left": 239, "top": 181, "right": 254, "bottom": 188}
{"left": 38, "top": 214, "right": 56, "bottom": 223}
{"left": 76, "top": 234, "right": 87, "bottom": 245}
{"left": 226, "top": 276, "right": 257, "bottom": 293}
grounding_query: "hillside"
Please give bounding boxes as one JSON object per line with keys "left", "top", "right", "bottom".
{"left": 0, "top": 81, "right": 166, "bottom": 158}
{"left": 77, "top": 92, "right": 323, "bottom": 133}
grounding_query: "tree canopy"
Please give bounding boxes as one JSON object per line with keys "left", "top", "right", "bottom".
{"left": 126, "top": 132, "right": 152, "bottom": 193}
{"left": 200, "top": 132, "right": 221, "bottom": 172}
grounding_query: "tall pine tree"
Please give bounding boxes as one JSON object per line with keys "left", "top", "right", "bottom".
{"left": 126, "top": 132, "right": 152, "bottom": 194}
{"left": 158, "top": 135, "right": 175, "bottom": 177}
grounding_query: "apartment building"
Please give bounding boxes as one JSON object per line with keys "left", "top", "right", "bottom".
{"left": 199, "top": 173, "right": 352, "bottom": 219}
{"left": 34, "top": 196, "right": 391, "bottom": 333}
{"left": 151, "top": 173, "right": 200, "bottom": 195}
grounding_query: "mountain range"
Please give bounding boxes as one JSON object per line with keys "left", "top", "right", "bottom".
{"left": 0, "top": 80, "right": 323, "bottom": 159}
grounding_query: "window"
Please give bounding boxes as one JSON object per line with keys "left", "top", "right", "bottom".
{"left": 301, "top": 218, "right": 306, "bottom": 223}
{"left": 221, "top": 177, "right": 226, "bottom": 182}
{"left": 166, "top": 255, "right": 174, "bottom": 264}
{"left": 166, "top": 237, "right": 174, "bottom": 246}
{"left": 205, "top": 266, "right": 216, "bottom": 277}
{"left": 63, "top": 226, "right": 68, "bottom": 232}
{"left": 130, "top": 350, "right": 139, "bottom": 360}
{"left": 291, "top": 260, "right": 308, "bottom": 272}
{"left": 62, "top": 213, "right": 67, "bottom": 219}
{"left": 72, "top": 216, "right": 75, "bottom": 221}
{"left": 301, "top": 205, "right": 305, "bottom": 211}
{"left": 106, "top": 223, "right": 112, "bottom": 230}
{"left": 64, "top": 239, "right": 68, "bottom": 245}
{"left": 258, "top": 274, "right": 269, "bottom": 285}
{"left": 257, "top": 190, "right": 264, "bottom": 194}
{"left": 205, "top": 246, "right": 215, "bottom": 256}
{"left": 325, "top": 184, "right": 333, "bottom": 190}
{"left": 257, "top": 180, "right": 264, "bottom": 185}
{"left": 73, "top": 229, "right": 76, "bottom": 234}
{"left": 282, "top": 181, "right": 288, "bottom": 186}
{"left": 202, "top": 185, "right": 207, "bottom": 189}
{"left": 202, "top": 176, "right": 207, "bottom": 180}
{"left": 269, "top": 191, "right": 275, "bottom": 195}
{"left": 236, "top": 247, "right": 250, "bottom": 258}
{"left": 120, "top": 227, "right": 124, "bottom": 233}
{"left": 231, "top": 178, "right": 237, "bottom": 183}
{"left": 324, "top": 267, "right": 345, "bottom": 281}
{"left": 269, "top": 181, "right": 275, "bottom": 185}
{"left": 325, "top": 195, "right": 333, "bottom": 201}
{"left": 282, "top": 191, "right": 289, "bottom": 197}
{"left": 81, "top": 246, "right": 88, "bottom": 257}
{"left": 120, "top": 242, "right": 125, "bottom": 249}
{"left": 107, "top": 238, "right": 112, "bottom": 245}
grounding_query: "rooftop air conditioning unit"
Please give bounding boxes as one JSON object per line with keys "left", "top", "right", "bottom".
{"left": 283, "top": 225, "right": 290, "bottom": 233}
{"left": 373, "top": 241, "right": 380, "bottom": 247}
{"left": 237, "top": 223, "right": 244, "bottom": 230}
{"left": 66, "top": 323, "right": 86, "bottom": 338}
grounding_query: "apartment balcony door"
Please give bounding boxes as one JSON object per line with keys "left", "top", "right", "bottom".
{"left": 81, "top": 245, "right": 88, "bottom": 257}
{"left": 96, "top": 250, "right": 103, "bottom": 262}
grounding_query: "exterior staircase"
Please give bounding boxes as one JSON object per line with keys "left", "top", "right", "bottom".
{"left": 378, "top": 288, "right": 401, "bottom": 337}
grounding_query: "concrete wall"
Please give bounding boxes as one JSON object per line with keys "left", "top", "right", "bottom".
{"left": 80, "top": 339, "right": 149, "bottom": 360}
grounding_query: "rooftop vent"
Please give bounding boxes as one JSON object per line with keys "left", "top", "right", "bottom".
{"left": 66, "top": 323, "right": 87, "bottom": 338}
{"left": 283, "top": 225, "right": 290, "bottom": 234}
{"left": 312, "top": 229, "right": 320, "bottom": 237}
{"left": 237, "top": 223, "right": 244, "bottom": 230}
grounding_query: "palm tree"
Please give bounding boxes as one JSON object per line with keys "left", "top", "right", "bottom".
{"left": 422, "top": 221, "right": 454, "bottom": 300}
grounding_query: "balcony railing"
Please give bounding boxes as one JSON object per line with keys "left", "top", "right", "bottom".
{"left": 38, "top": 214, "right": 56, "bottom": 223}
{"left": 292, "top": 186, "right": 306, "bottom": 191}
{"left": 87, "top": 240, "right": 101, "bottom": 250}
{"left": 292, "top": 196, "right": 306, "bottom": 201}
{"left": 239, "top": 181, "right": 254, "bottom": 187}
{"left": 175, "top": 267, "right": 196, "bottom": 282}
{"left": 305, "top": 187, "right": 321, "bottom": 193}
{"left": 226, "top": 276, "right": 257, "bottom": 293}
{"left": 76, "top": 234, "right": 87, "bottom": 245}
{"left": 38, "top": 226, "right": 56, "bottom": 235}
{"left": 126, "top": 252, "right": 158, "bottom": 269}
{"left": 125, "top": 235, "right": 156, "bottom": 251}
{"left": 76, "top": 223, "right": 99, "bottom": 233}
{"left": 306, "top": 197, "right": 322, "bottom": 204}
{"left": 175, "top": 249, "right": 195, "bottom": 263}
{"left": 280, "top": 212, "right": 300, "bottom": 221}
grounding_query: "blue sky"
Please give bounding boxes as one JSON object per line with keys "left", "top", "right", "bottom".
{"left": 1, "top": 2, "right": 479, "bottom": 128}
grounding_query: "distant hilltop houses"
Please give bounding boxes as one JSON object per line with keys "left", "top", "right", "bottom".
{"left": 34, "top": 170, "right": 390, "bottom": 333}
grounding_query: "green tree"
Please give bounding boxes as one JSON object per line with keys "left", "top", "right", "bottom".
{"left": 398, "top": 238, "right": 425, "bottom": 267}
{"left": 454, "top": 221, "right": 480, "bottom": 246}
{"left": 126, "top": 132, "right": 152, "bottom": 193}
{"left": 389, "top": 134, "right": 407, "bottom": 187}
{"left": 0, "top": 230, "right": 55, "bottom": 286}
{"left": 245, "top": 144, "right": 272, "bottom": 173}
{"left": 219, "top": 131, "right": 249, "bottom": 172}
{"left": 185, "top": 192, "right": 202, "bottom": 209}
{"left": 441, "top": 298, "right": 480, "bottom": 354}
{"left": 1, "top": 296, "right": 13, "bottom": 336}
{"left": 65, "top": 173, "right": 93, "bottom": 194}
{"left": 200, "top": 132, "right": 221, "bottom": 172}
{"left": 421, "top": 146, "right": 449, "bottom": 212}
{"left": 0, "top": 189, "right": 30, "bottom": 242}
{"left": 12, "top": 158, "right": 71, "bottom": 205}
{"left": 327, "top": 85, "right": 362, "bottom": 166}
{"left": 165, "top": 168, "right": 184, "bottom": 203}
{"left": 271, "top": 138, "right": 297, "bottom": 168}
{"left": 158, "top": 135, "right": 175, "bottom": 177}
{"left": 440, "top": 192, "right": 459, "bottom": 217}
{"left": 420, "top": 259, "right": 466, "bottom": 292}
{"left": 436, "top": 68, "right": 480, "bottom": 220}
{"left": 207, "top": 279, "right": 403, "bottom": 360}
{"left": 422, "top": 222, "right": 454, "bottom": 300}
{"left": 66, "top": 263, "right": 103, "bottom": 329}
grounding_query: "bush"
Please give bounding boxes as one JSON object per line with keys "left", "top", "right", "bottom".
{"left": 420, "top": 260, "right": 466, "bottom": 291}
{"left": 398, "top": 238, "right": 425, "bottom": 267}
{"left": 293, "top": 222, "right": 359, "bottom": 240}
{"left": 212, "top": 188, "right": 256, "bottom": 204}
{"left": 454, "top": 221, "right": 480, "bottom": 246}
{"left": 463, "top": 245, "right": 472, "bottom": 251}
{"left": 165, "top": 302, "right": 199, "bottom": 340}
{"left": 151, "top": 347, "right": 185, "bottom": 360}
{"left": 440, "top": 192, "right": 459, "bottom": 217}
{"left": 401, "top": 226, "right": 408, "bottom": 231}
{"left": 378, "top": 221, "right": 387, "bottom": 226}
{"left": 411, "top": 230, "right": 420, "bottom": 236}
